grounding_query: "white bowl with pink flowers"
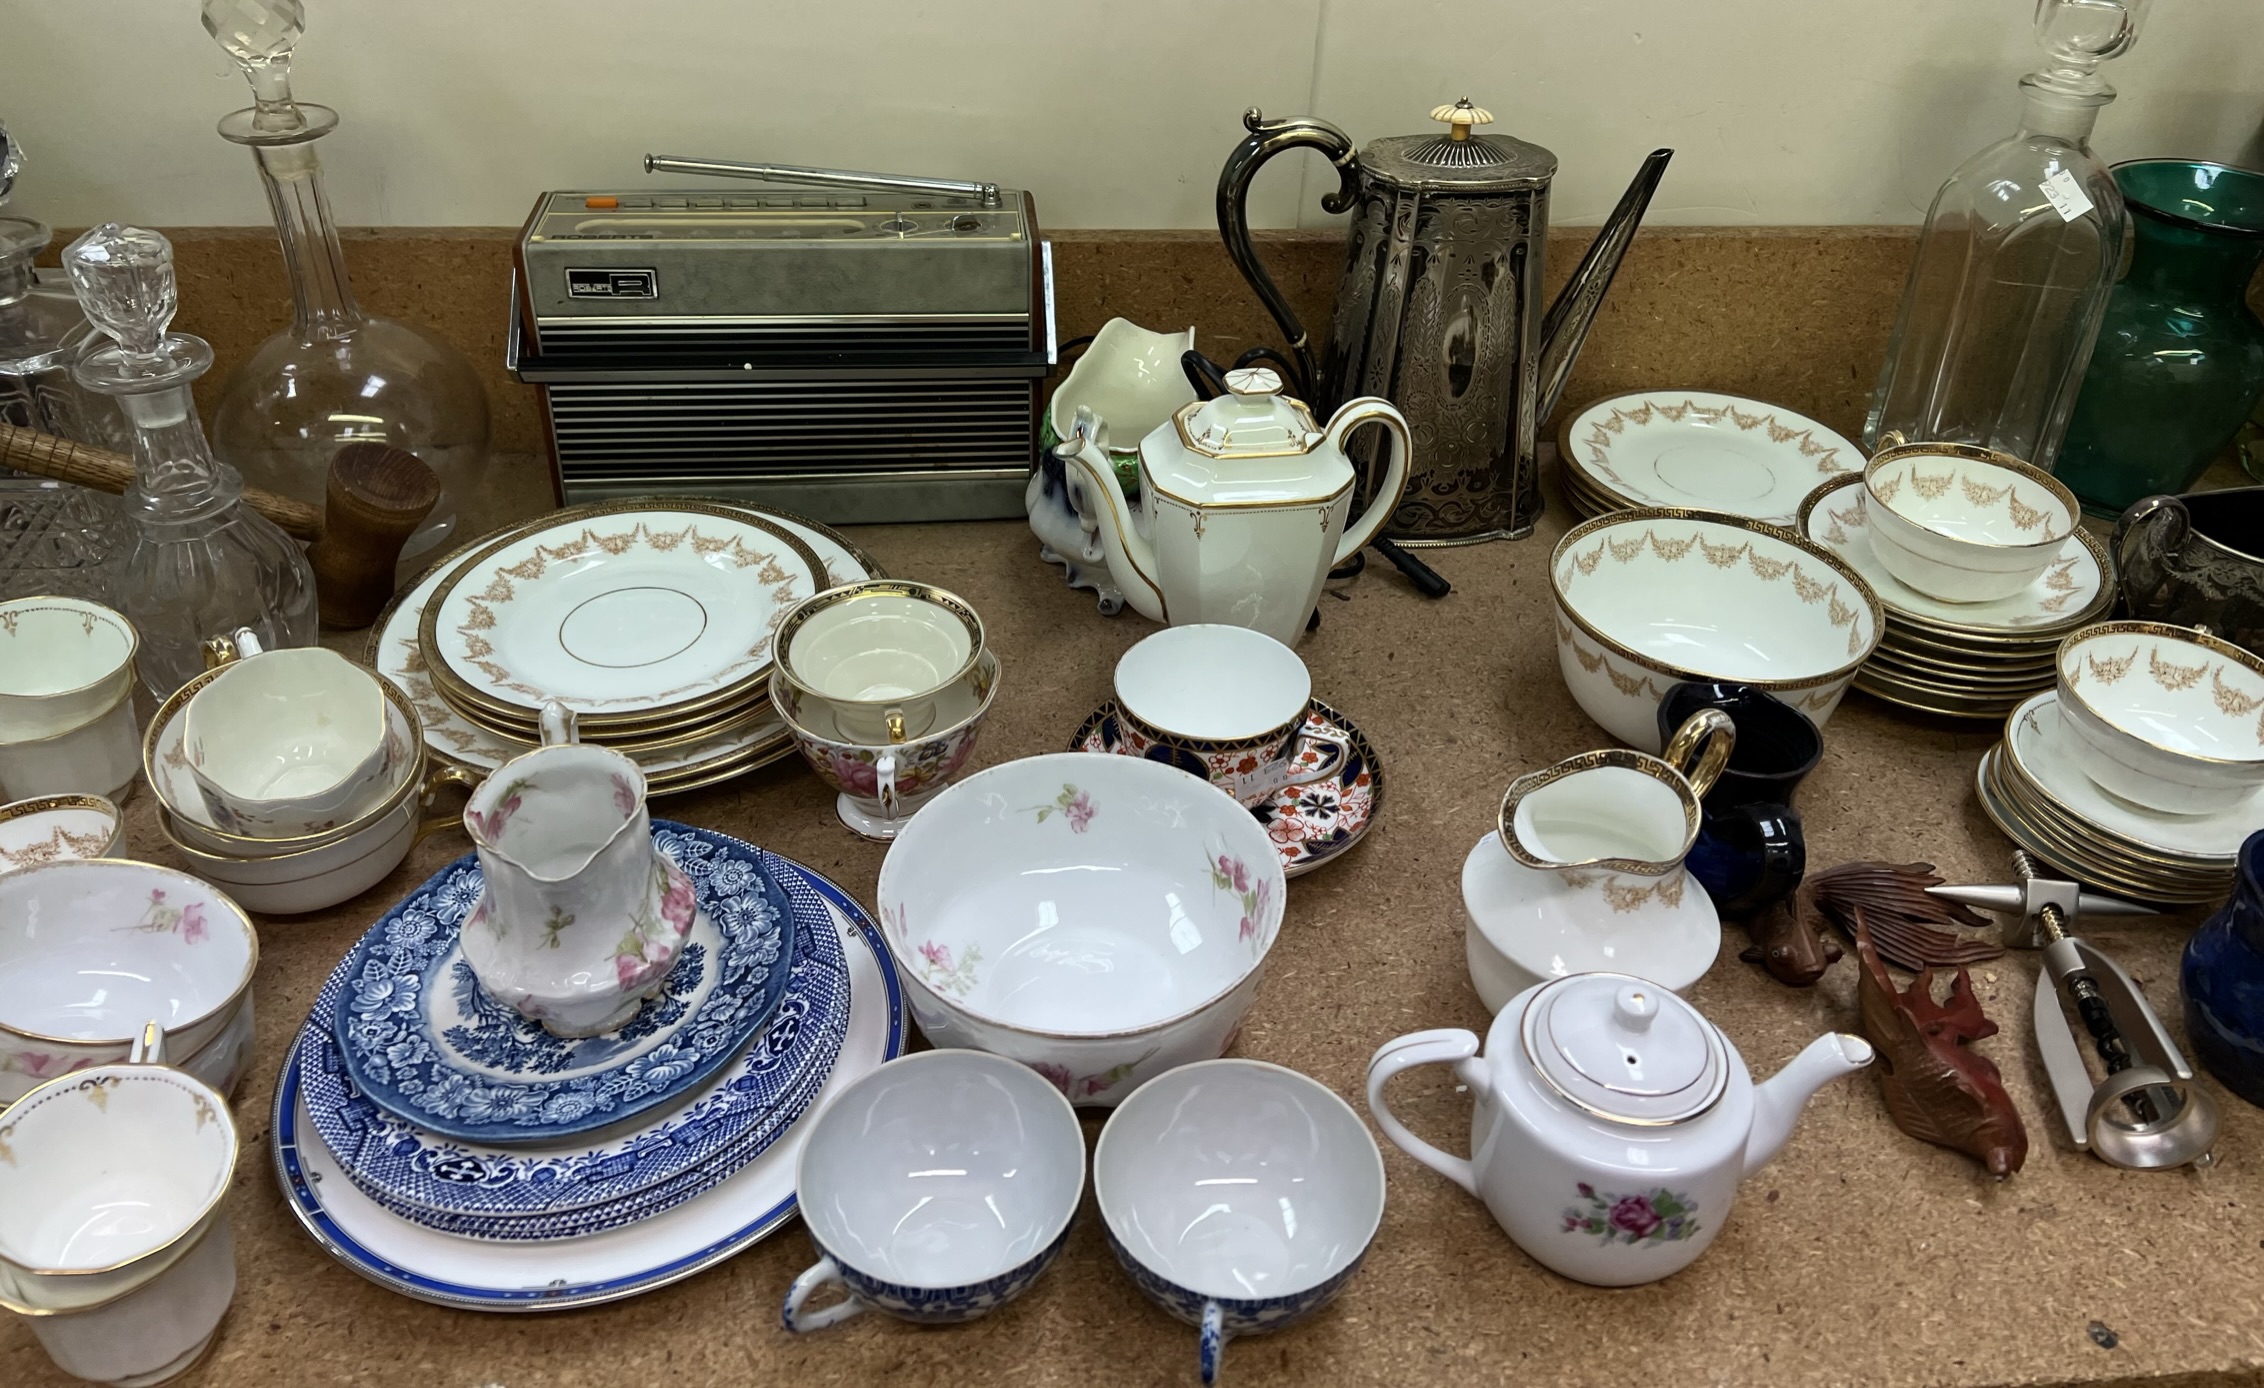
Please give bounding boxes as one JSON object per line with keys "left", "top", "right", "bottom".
{"left": 875, "top": 752, "right": 1286, "bottom": 1107}
{"left": 0, "top": 859, "right": 257, "bottom": 1100}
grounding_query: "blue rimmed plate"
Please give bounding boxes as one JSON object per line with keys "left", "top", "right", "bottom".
{"left": 332, "top": 822, "right": 793, "bottom": 1145}
{"left": 271, "top": 861, "right": 905, "bottom": 1311}
{"left": 300, "top": 842, "right": 849, "bottom": 1229}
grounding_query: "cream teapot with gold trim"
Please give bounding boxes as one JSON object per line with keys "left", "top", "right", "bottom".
{"left": 1056, "top": 368, "right": 1411, "bottom": 645}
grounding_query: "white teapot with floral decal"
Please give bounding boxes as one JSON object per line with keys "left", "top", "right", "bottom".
{"left": 1367, "top": 973, "right": 1872, "bottom": 1286}
{"left": 1057, "top": 367, "right": 1411, "bottom": 646}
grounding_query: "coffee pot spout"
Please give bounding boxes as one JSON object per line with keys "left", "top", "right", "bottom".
{"left": 1534, "top": 148, "right": 1673, "bottom": 421}
{"left": 1744, "top": 1031, "right": 1873, "bottom": 1178}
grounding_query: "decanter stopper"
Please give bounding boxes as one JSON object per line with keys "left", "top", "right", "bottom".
{"left": 61, "top": 223, "right": 177, "bottom": 363}
{"left": 203, "top": 0, "right": 308, "bottom": 133}
{"left": 2031, "top": 0, "right": 2150, "bottom": 95}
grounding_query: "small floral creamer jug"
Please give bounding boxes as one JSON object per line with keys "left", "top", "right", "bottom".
{"left": 459, "top": 703, "right": 696, "bottom": 1038}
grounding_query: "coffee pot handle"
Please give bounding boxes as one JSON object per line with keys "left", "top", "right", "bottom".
{"left": 1327, "top": 398, "right": 1413, "bottom": 565}
{"left": 1366, "top": 1028, "right": 1482, "bottom": 1196}
{"left": 1215, "top": 109, "right": 1358, "bottom": 403}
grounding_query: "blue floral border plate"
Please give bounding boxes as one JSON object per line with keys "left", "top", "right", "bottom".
{"left": 299, "top": 841, "right": 848, "bottom": 1227}
{"left": 270, "top": 861, "right": 906, "bottom": 1312}
{"left": 332, "top": 822, "right": 794, "bottom": 1145}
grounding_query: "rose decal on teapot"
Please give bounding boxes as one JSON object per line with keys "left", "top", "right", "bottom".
{"left": 1560, "top": 1182, "right": 1701, "bottom": 1247}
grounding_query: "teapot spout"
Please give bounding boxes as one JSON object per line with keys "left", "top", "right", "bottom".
{"left": 1055, "top": 406, "right": 1167, "bottom": 625}
{"left": 1534, "top": 148, "right": 1672, "bottom": 421}
{"left": 1744, "top": 1031, "right": 1873, "bottom": 1178}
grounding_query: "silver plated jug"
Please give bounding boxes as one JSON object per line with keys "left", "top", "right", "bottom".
{"left": 1219, "top": 100, "right": 1670, "bottom": 544}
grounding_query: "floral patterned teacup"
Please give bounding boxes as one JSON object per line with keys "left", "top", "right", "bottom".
{"left": 0, "top": 859, "right": 258, "bottom": 1100}
{"left": 772, "top": 648, "right": 1000, "bottom": 842}
{"left": 458, "top": 702, "right": 697, "bottom": 1038}
{"left": 1107, "top": 624, "right": 1351, "bottom": 808}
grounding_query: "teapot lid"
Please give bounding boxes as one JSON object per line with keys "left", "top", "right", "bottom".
{"left": 1519, "top": 973, "right": 1728, "bottom": 1125}
{"left": 1362, "top": 98, "right": 1557, "bottom": 193}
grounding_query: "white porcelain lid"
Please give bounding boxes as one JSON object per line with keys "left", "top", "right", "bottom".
{"left": 1520, "top": 973, "right": 1728, "bottom": 1125}
{"left": 1143, "top": 369, "right": 1350, "bottom": 508}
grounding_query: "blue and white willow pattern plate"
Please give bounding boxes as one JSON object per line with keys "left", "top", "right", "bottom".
{"left": 332, "top": 822, "right": 794, "bottom": 1145}
{"left": 270, "top": 864, "right": 907, "bottom": 1311}
{"left": 299, "top": 844, "right": 848, "bottom": 1226}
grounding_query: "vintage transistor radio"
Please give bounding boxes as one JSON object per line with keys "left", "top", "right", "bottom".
{"left": 509, "top": 156, "right": 1054, "bottom": 522}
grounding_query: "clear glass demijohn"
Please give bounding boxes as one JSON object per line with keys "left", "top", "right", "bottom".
{"left": 65, "top": 224, "right": 318, "bottom": 697}
{"left": 1863, "top": 0, "right": 2150, "bottom": 470}
{"left": 201, "top": 0, "right": 488, "bottom": 568}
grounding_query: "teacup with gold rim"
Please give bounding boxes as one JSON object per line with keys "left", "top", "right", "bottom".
{"left": 0, "top": 1025, "right": 239, "bottom": 1388}
{"left": 1100, "top": 624, "right": 1353, "bottom": 808}
{"left": 775, "top": 582, "right": 985, "bottom": 746}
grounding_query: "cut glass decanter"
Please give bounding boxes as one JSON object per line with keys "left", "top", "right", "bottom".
{"left": 0, "top": 119, "right": 127, "bottom": 604}
{"left": 66, "top": 224, "right": 318, "bottom": 697}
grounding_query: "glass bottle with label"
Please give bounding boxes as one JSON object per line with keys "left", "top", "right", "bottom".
{"left": 66, "top": 224, "right": 318, "bottom": 697}
{"left": 1863, "top": 0, "right": 2150, "bottom": 469}
{"left": 0, "top": 120, "right": 127, "bottom": 603}
{"left": 200, "top": 0, "right": 488, "bottom": 569}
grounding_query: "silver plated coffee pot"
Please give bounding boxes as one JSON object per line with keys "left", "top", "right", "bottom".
{"left": 1219, "top": 100, "right": 1670, "bottom": 544}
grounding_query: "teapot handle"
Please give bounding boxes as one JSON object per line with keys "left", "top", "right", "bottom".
{"left": 1215, "top": 109, "right": 1358, "bottom": 403}
{"left": 1366, "top": 1028, "right": 1482, "bottom": 1196}
{"left": 2112, "top": 493, "right": 2190, "bottom": 577}
{"left": 1327, "top": 398, "right": 1413, "bottom": 566}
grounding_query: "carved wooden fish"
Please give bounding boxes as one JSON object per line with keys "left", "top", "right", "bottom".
{"left": 1810, "top": 860, "right": 2005, "bottom": 971}
{"left": 1737, "top": 896, "right": 1842, "bottom": 986}
{"left": 1854, "top": 912, "right": 2028, "bottom": 1178}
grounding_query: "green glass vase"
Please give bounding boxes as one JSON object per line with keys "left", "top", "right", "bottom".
{"left": 2058, "top": 159, "right": 2264, "bottom": 514}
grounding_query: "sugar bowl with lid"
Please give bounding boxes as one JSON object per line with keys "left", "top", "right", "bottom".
{"left": 1367, "top": 973, "right": 1872, "bottom": 1286}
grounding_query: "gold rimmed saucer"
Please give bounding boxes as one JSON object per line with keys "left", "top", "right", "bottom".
{"left": 417, "top": 499, "right": 829, "bottom": 736}
{"left": 371, "top": 499, "right": 879, "bottom": 795}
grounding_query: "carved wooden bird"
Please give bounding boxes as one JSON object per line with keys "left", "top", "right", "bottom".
{"left": 1854, "top": 912, "right": 2028, "bottom": 1178}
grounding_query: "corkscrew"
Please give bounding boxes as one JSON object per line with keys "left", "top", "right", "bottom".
{"left": 1931, "top": 851, "right": 2217, "bottom": 1171}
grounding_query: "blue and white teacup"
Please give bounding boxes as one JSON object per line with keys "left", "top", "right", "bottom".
{"left": 781, "top": 1049, "right": 1084, "bottom": 1332}
{"left": 1095, "top": 1059, "right": 1385, "bottom": 1385}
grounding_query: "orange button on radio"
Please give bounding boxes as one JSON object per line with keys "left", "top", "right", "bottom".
{"left": 584, "top": 195, "right": 619, "bottom": 210}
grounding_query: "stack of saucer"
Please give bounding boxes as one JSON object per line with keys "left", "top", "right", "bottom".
{"left": 1798, "top": 474, "right": 2113, "bottom": 719}
{"left": 272, "top": 826, "right": 906, "bottom": 1309}
{"left": 1556, "top": 390, "right": 1865, "bottom": 526}
{"left": 1975, "top": 624, "right": 2264, "bottom": 905}
{"left": 372, "top": 500, "right": 883, "bottom": 796}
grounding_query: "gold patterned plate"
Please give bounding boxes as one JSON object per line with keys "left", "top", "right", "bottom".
{"left": 1559, "top": 391, "right": 1863, "bottom": 526}
{"left": 1978, "top": 747, "right": 2226, "bottom": 903}
{"left": 1798, "top": 473, "right": 2112, "bottom": 637}
{"left": 372, "top": 500, "right": 879, "bottom": 793}
{"left": 418, "top": 500, "right": 828, "bottom": 733}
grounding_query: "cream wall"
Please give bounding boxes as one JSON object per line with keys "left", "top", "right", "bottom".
{"left": 3, "top": 0, "right": 2260, "bottom": 231}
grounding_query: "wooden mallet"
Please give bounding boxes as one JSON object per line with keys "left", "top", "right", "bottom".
{"left": 0, "top": 422, "right": 441, "bottom": 629}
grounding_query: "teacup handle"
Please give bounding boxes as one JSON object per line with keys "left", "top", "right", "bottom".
{"left": 876, "top": 749, "right": 901, "bottom": 820}
{"left": 129, "top": 1019, "right": 166, "bottom": 1066}
{"left": 415, "top": 763, "right": 484, "bottom": 843}
{"left": 199, "top": 627, "right": 266, "bottom": 671}
{"left": 1365, "top": 1028, "right": 1482, "bottom": 1197}
{"left": 884, "top": 708, "right": 907, "bottom": 745}
{"left": 1661, "top": 708, "right": 1735, "bottom": 799}
{"left": 781, "top": 1256, "right": 865, "bottom": 1333}
{"left": 1278, "top": 724, "right": 1352, "bottom": 791}
{"left": 1200, "top": 1299, "right": 1226, "bottom": 1386}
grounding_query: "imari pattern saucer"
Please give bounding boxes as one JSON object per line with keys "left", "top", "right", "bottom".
{"left": 1072, "top": 699, "right": 1383, "bottom": 877}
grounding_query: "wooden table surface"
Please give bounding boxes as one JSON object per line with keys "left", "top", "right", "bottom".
{"left": 7, "top": 475, "right": 2261, "bottom": 1388}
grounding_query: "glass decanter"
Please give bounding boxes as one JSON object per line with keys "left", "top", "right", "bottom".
{"left": 202, "top": 0, "right": 488, "bottom": 568}
{"left": 1863, "top": 0, "right": 2149, "bottom": 469}
{"left": 65, "top": 224, "right": 318, "bottom": 697}
{"left": 0, "top": 119, "right": 127, "bottom": 604}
